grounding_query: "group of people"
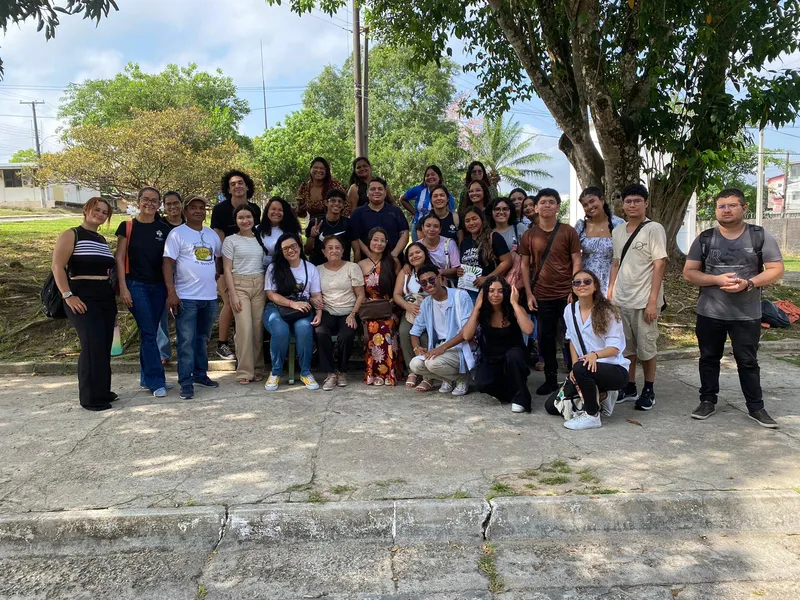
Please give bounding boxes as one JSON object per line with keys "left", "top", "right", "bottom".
{"left": 51, "top": 159, "right": 785, "bottom": 431}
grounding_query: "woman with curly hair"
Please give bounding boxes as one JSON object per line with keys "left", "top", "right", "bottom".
{"left": 457, "top": 207, "right": 511, "bottom": 301}
{"left": 296, "top": 157, "right": 346, "bottom": 218}
{"left": 463, "top": 276, "right": 534, "bottom": 412}
{"left": 358, "top": 227, "right": 401, "bottom": 386}
{"left": 545, "top": 269, "right": 630, "bottom": 430}
{"left": 574, "top": 186, "right": 624, "bottom": 295}
{"left": 258, "top": 196, "right": 302, "bottom": 267}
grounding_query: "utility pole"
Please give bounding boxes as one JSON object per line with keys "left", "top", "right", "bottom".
{"left": 755, "top": 128, "right": 764, "bottom": 226}
{"left": 260, "top": 40, "right": 269, "bottom": 130}
{"left": 782, "top": 151, "right": 790, "bottom": 216}
{"left": 19, "top": 100, "right": 44, "bottom": 157}
{"left": 362, "top": 27, "right": 369, "bottom": 157}
{"left": 352, "top": 0, "right": 365, "bottom": 157}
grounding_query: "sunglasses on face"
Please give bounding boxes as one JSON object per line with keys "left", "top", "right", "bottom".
{"left": 572, "top": 278, "right": 593, "bottom": 287}
{"left": 419, "top": 277, "right": 438, "bottom": 288}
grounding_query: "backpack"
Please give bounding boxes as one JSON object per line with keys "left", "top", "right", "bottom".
{"left": 41, "top": 228, "right": 78, "bottom": 319}
{"left": 698, "top": 224, "right": 764, "bottom": 274}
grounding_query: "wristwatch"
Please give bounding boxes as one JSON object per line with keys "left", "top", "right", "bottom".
{"left": 62, "top": 291, "right": 73, "bottom": 299}
{"left": 746, "top": 279, "right": 755, "bottom": 292}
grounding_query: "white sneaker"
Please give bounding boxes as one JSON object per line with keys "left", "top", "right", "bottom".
{"left": 511, "top": 403, "right": 525, "bottom": 413}
{"left": 439, "top": 381, "right": 454, "bottom": 393}
{"left": 564, "top": 412, "right": 602, "bottom": 430}
{"left": 264, "top": 374, "right": 280, "bottom": 391}
{"left": 451, "top": 380, "right": 469, "bottom": 396}
{"left": 601, "top": 390, "right": 618, "bottom": 417}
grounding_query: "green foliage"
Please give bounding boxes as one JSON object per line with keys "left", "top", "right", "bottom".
{"left": 0, "top": 1, "right": 118, "bottom": 79}
{"left": 9, "top": 149, "right": 37, "bottom": 163}
{"left": 464, "top": 115, "right": 550, "bottom": 192}
{"left": 58, "top": 62, "right": 250, "bottom": 146}
{"left": 254, "top": 44, "right": 467, "bottom": 197}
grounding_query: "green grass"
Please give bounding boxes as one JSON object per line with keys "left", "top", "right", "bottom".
{"left": 477, "top": 544, "right": 504, "bottom": 594}
{"left": 777, "top": 356, "right": 800, "bottom": 367}
{"left": 285, "top": 483, "right": 312, "bottom": 493}
{"left": 539, "top": 475, "right": 570, "bottom": 486}
{"left": 783, "top": 257, "right": 800, "bottom": 272}
{"left": 486, "top": 482, "right": 516, "bottom": 500}
{"left": 329, "top": 485, "right": 356, "bottom": 495}
{"left": 307, "top": 491, "right": 328, "bottom": 503}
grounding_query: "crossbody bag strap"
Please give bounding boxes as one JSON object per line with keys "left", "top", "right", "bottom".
{"left": 570, "top": 301, "right": 589, "bottom": 357}
{"left": 618, "top": 221, "right": 649, "bottom": 267}
{"left": 531, "top": 221, "right": 561, "bottom": 291}
{"left": 125, "top": 219, "right": 133, "bottom": 274}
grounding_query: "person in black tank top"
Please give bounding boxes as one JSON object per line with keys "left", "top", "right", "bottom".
{"left": 51, "top": 197, "right": 118, "bottom": 411}
{"left": 461, "top": 276, "right": 534, "bottom": 413}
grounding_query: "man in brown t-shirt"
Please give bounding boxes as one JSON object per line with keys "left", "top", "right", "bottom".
{"left": 520, "top": 188, "right": 582, "bottom": 395}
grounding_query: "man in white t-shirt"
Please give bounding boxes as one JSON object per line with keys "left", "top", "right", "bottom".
{"left": 164, "top": 195, "right": 223, "bottom": 400}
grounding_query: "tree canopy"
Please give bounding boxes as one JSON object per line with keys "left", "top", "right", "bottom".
{"left": 9, "top": 148, "right": 37, "bottom": 163}
{"left": 0, "top": 1, "right": 118, "bottom": 79}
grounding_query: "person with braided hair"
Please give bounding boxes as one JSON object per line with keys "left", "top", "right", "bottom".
{"left": 574, "top": 186, "right": 624, "bottom": 295}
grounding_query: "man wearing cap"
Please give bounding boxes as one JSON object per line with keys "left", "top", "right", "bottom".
{"left": 164, "top": 195, "right": 223, "bottom": 400}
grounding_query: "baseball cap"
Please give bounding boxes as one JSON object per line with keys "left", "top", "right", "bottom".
{"left": 184, "top": 195, "right": 210, "bottom": 209}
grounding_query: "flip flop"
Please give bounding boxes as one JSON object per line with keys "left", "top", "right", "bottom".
{"left": 251, "top": 374, "right": 264, "bottom": 383}
{"left": 414, "top": 379, "right": 434, "bottom": 393}
{"left": 237, "top": 378, "right": 251, "bottom": 385}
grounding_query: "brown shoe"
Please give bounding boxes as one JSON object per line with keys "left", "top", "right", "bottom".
{"left": 336, "top": 372, "right": 348, "bottom": 387}
{"left": 322, "top": 373, "right": 338, "bottom": 391}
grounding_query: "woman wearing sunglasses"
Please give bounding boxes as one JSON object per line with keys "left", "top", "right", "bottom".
{"left": 546, "top": 269, "right": 630, "bottom": 430}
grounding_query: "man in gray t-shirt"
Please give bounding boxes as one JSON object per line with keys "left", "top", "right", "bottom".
{"left": 683, "top": 188, "right": 784, "bottom": 429}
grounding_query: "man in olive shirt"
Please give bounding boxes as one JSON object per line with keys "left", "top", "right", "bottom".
{"left": 520, "top": 188, "right": 582, "bottom": 395}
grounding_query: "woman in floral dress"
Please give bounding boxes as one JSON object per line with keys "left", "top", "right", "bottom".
{"left": 574, "top": 186, "right": 625, "bottom": 295}
{"left": 358, "top": 227, "right": 401, "bottom": 385}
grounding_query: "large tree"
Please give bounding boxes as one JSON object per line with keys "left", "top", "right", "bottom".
{"left": 36, "top": 107, "right": 247, "bottom": 199}
{"left": 59, "top": 62, "right": 251, "bottom": 146}
{"left": 271, "top": 0, "right": 800, "bottom": 255}
{"left": 1, "top": 1, "right": 117, "bottom": 79}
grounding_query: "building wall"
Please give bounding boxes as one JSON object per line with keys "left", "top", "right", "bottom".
{"left": 697, "top": 216, "right": 800, "bottom": 255}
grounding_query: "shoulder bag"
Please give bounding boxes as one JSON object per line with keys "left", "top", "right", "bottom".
{"left": 618, "top": 220, "right": 666, "bottom": 312}
{"left": 41, "top": 228, "right": 78, "bottom": 319}
{"left": 277, "top": 260, "right": 312, "bottom": 324}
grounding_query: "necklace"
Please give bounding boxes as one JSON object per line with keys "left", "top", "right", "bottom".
{"left": 324, "top": 215, "right": 341, "bottom": 228}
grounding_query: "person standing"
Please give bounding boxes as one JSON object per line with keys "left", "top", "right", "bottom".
{"left": 51, "top": 197, "right": 117, "bottom": 411}
{"left": 509, "top": 188, "right": 528, "bottom": 227}
{"left": 349, "top": 178, "right": 410, "bottom": 263}
{"left": 520, "top": 188, "right": 582, "bottom": 395}
{"left": 416, "top": 184, "right": 460, "bottom": 242}
{"left": 459, "top": 161, "right": 497, "bottom": 210}
{"left": 296, "top": 157, "right": 347, "bottom": 218}
{"left": 574, "top": 186, "right": 625, "bottom": 295}
{"left": 304, "top": 189, "right": 352, "bottom": 266}
{"left": 347, "top": 156, "right": 395, "bottom": 212}
{"left": 115, "top": 187, "right": 173, "bottom": 397}
{"left": 164, "top": 195, "right": 223, "bottom": 400}
{"left": 156, "top": 191, "right": 185, "bottom": 364}
{"left": 211, "top": 170, "right": 262, "bottom": 361}
{"left": 457, "top": 207, "right": 512, "bottom": 302}
{"left": 683, "top": 188, "right": 784, "bottom": 428}
{"left": 607, "top": 184, "right": 667, "bottom": 411}
{"left": 258, "top": 196, "right": 302, "bottom": 268}
{"left": 394, "top": 242, "right": 433, "bottom": 388}
{"left": 400, "top": 165, "right": 454, "bottom": 242}
{"left": 418, "top": 213, "right": 460, "bottom": 281}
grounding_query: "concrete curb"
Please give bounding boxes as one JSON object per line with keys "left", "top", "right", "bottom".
{"left": 1, "top": 340, "right": 798, "bottom": 375}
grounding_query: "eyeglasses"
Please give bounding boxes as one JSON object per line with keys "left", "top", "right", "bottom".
{"left": 164, "top": 201, "right": 182, "bottom": 208}
{"left": 140, "top": 198, "right": 160, "bottom": 205}
{"left": 418, "top": 277, "right": 438, "bottom": 288}
{"left": 572, "top": 278, "right": 593, "bottom": 287}
{"left": 493, "top": 206, "right": 510, "bottom": 213}
{"left": 716, "top": 203, "right": 743, "bottom": 211}
{"left": 623, "top": 198, "right": 645, "bottom": 205}
{"left": 281, "top": 243, "right": 300, "bottom": 253}
{"left": 327, "top": 198, "right": 343, "bottom": 204}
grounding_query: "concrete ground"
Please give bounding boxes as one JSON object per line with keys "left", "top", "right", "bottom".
{"left": 1, "top": 352, "right": 799, "bottom": 598}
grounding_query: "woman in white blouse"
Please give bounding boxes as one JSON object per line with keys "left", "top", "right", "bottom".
{"left": 222, "top": 204, "right": 267, "bottom": 384}
{"left": 548, "top": 269, "right": 630, "bottom": 431}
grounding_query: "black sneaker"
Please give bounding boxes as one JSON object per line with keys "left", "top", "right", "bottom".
{"left": 691, "top": 401, "right": 716, "bottom": 420}
{"left": 194, "top": 376, "right": 220, "bottom": 388}
{"left": 216, "top": 342, "right": 235, "bottom": 360}
{"left": 617, "top": 386, "right": 637, "bottom": 404}
{"left": 536, "top": 374, "right": 559, "bottom": 396}
{"left": 748, "top": 408, "right": 778, "bottom": 429}
{"left": 634, "top": 388, "right": 656, "bottom": 411}
{"left": 179, "top": 386, "right": 194, "bottom": 400}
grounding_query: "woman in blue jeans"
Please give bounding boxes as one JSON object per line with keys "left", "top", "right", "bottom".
{"left": 263, "top": 233, "right": 323, "bottom": 391}
{"left": 115, "top": 186, "right": 173, "bottom": 397}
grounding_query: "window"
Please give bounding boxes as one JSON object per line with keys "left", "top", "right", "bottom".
{"left": 791, "top": 164, "right": 800, "bottom": 181}
{"left": 2, "top": 169, "right": 23, "bottom": 188}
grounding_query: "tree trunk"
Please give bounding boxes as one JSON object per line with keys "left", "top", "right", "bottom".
{"left": 648, "top": 170, "right": 695, "bottom": 260}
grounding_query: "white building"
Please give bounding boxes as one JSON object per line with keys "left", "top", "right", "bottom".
{"left": 0, "top": 163, "right": 100, "bottom": 209}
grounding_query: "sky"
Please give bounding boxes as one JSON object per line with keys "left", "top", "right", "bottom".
{"left": 1, "top": 0, "right": 799, "bottom": 196}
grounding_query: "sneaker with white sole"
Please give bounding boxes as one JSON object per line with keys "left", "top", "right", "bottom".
{"left": 601, "top": 390, "right": 618, "bottom": 417}
{"left": 511, "top": 403, "right": 526, "bottom": 413}
{"left": 322, "top": 374, "right": 337, "bottom": 391}
{"left": 216, "top": 342, "right": 235, "bottom": 360}
{"left": 153, "top": 387, "right": 167, "bottom": 398}
{"left": 264, "top": 374, "right": 280, "bottom": 391}
{"left": 564, "top": 412, "right": 602, "bottom": 430}
{"left": 617, "top": 386, "right": 637, "bottom": 404}
{"left": 301, "top": 373, "right": 320, "bottom": 390}
{"left": 451, "top": 380, "right": 469, "bottom": 396}
{"left": 439, "top": 381, "right": 454, "bottom": 393}
{"left": 336, "top": 372, "right": 348, "bottom": 387}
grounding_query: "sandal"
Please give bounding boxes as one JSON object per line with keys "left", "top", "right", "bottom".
{"left": 251, "top": 374, "right": 264, "bottom": 383}
{"left": 405, "top": 373, "right": 419, "bottom": 388}
{"left": 237, "top": 378, "right": 251, "bottom": 385}
{"left": 373, "top": 377, "right": 385, "bottom": 386}
{"left": 414, "top": 379, "right": 434, "bottom": 393}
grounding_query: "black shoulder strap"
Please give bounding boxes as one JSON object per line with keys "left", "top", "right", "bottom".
{"left": 253, "top": 227, "right": 269, "bottom": 256}
{"left": 531, "top": 221, "right": 561, "bottom": 290}
{"left": 749, "top": 224, "right": 765, "bottom": 273}
{"left": 698, "top": 227, "right": 715, "bottom": 272}
{"left": 570, "top": 301, "right": 588, "bottom": 356}
{"left": 619, "top": 221, "right": 648, "bottom": 267}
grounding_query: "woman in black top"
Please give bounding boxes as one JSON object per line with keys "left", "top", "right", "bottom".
{"left": 457, "top": 206, "right": 511, "bottom": 301}
{"left": 115, "top": 186, "right": 173, "bottom": 397}
{"left": 347, "top": 156, "right": 394, "bottom": 212}
{"left": 463, "top": 276, "right": 534, "bottom": 413}
{"left": 51, "top": 197, "right": 118, "bottom": 411}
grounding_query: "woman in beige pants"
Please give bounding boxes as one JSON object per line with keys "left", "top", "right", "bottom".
{"left": 222, "top": 205, "right": 267, "bottom": 384}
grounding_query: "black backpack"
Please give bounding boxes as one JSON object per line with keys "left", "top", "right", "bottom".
{"left": 698, "top": 224, "right": 765, "bottom": 273}
{"left": 40, "top": 228, "right": 78, "bottom": 319}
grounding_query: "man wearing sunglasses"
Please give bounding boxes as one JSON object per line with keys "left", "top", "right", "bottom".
{"left": 408, "top": 265, "right": 475, "bottom": 396}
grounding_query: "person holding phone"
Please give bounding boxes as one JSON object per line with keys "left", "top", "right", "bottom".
{"left": 304, "top": 189, "right": 352, "bottom": 266}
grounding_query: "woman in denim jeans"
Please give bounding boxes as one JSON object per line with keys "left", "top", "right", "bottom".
{"left": 115, "top": 187, "right": 173, "bottom": 397}
{"left": 263, "top": 233, "right": 323, "bottom": 392}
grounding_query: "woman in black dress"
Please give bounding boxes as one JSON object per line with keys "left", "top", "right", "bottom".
{"left": 462, "top": 276, "right": 534, "bottom": 413}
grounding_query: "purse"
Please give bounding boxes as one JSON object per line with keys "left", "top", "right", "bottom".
{"left": 41, "top": 228, "right": 78, "bottom": 319}
{"left": 277, "top": 260, "right": 311, "bottom": 324}
{"left": 358, "top": 299, "right": 393, "bottom": 320}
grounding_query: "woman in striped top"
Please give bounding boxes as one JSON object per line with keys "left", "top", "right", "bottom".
{"left": 52, "top": 197, "right": 118, "bottom": 411}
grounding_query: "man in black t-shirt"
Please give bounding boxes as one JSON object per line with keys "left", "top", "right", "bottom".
{"left": 210, "top": 170, "right": 262, "bottom": 360}
{"left": 304, "top": 189, "right": 352, "bottom": 265}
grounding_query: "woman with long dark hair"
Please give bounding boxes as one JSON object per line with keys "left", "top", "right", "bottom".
{"left": 358, "top": 227, "right": 401, "bottom": 385}
{"left": 263, "top": 232, "right": 322, "bottom": 391}
{"left": 509, "top": 188, "right": 528, "bottom": 226}
{"left": 399, "top": 165, "right": 454, "bottom": 242}
{"left": 521, "top": 195, "right": 538, "bottom": 229}
{"left": 51, "top": 197, "right": 117, "bottom": 411}
{"left": 457, "top": 207, "right": 511, "bottom": 301}
{"left": 258, "top": 196, "right": 301, "bottom": 267}
{"left": 463, "top": 276, "right": 534, "bottom": 412}
{"left": 418, "top": 213, "right": 460, "bottom": 281}
{"left": 545, "top": 269, "right": 630, "bottom": 430}
{"left": 459, "top": 161, "right": 496, "bottom": 210}
{"left": 487, "top": 196, "right": 527, "bottom": 290}
{"left": 296, "top": 157, "right": 346, "bottom": 218}
{"left": 393, "top": 242, "right": 433, "bottom": 388}
{"left": 347, "top": 156, "right": 394, "bottom": 212}
{"left": 460, "top": 179, "right": 493, "bottom": 215}
{"left": 416, "top": 183, "right": 460, "bottom": 242}
{"left": 574, "top": 186, "right": 624, "bottom": 295}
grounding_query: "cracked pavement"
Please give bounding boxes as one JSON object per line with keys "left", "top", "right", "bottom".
{"left": 1, "top": 354, "right": 799, "bottom": 514}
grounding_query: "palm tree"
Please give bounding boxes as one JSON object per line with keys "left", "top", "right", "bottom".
{"left": 465, "top": 115, "right": 551, "bottom": 192}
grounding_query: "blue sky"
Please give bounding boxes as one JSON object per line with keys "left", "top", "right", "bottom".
{"left": 1, "top": 0, "right": 798, "bottom": 195}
